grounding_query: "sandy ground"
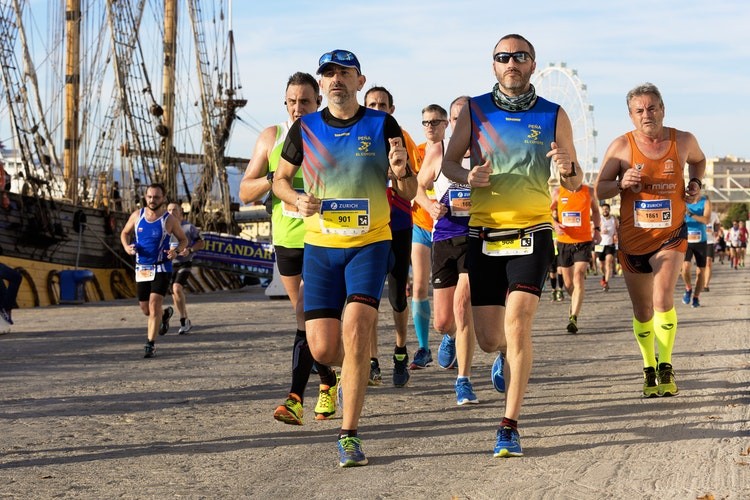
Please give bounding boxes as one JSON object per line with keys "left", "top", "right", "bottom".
{"left": 0, "top": 263, "right": 748, "bottom": 499}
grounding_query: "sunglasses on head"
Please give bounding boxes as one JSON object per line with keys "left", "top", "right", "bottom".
{"left": 319, "top": 50, "right": 357, "bottom": 67}
{"left": 421, "top": 119, "right": 447, "bottom": 127}
{"left": 493, "top": 51, "right": 533, "bottom": 64}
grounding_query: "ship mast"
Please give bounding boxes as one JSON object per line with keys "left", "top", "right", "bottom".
{"left": 64, "top": 0, "right": 81, "bottom": 203}
{"left": 160, "top": 0, "right": 178, "bottom": 200}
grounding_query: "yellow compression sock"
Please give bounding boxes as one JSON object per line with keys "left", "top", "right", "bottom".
{"left": 633, "top": 316, "right": 656, "bottom": 368}
{"left": 653, "top": 307, "right": 677, "bottom": 365}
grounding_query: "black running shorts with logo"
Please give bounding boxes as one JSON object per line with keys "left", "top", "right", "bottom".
{"left": 170, "top": 262, "right": 193, "bottom": 287}
{"left": 275, "top": 246, "right": 304, "bottom": 277}
{"left": 431, "top": 236, "right": 469, "bottom": 289}
{"left": 557, "top": 241, "right": 593, "bottom": 268}
{"left": 596, "top": 244, "right": 617, "bottom": 262}
{"left": 137, "top": 272, "right": 171, "bottom": 301}
{"left": 684, "top": 241, "right": 708, "bottom": 268}
{"left": 467, "top": 229, "right": 553, "bottom": 306}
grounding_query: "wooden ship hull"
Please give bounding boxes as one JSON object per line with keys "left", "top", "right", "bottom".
{"left": 0, "top": 0, "right": 255, "bottom": 308}
{"left": 0, "top": 191, "right": 261, "bottom": 308}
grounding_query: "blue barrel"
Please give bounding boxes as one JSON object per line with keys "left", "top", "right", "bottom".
{"left": 58, "top": 270, "right": 95, "bottom": 304}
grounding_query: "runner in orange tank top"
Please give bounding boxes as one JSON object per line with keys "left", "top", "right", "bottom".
{"left": 595, "top": 83, "right": 706, "bottom": 399}
{"left": 551, "top": 184, "right": 601, "bottom": 334}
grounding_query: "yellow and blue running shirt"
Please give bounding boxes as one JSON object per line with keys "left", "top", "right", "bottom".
{"left": 282, "top": 106, "right": 405, "bottom": 248}
{"left": 468, "top": 93, "right": 559, "bottom": 229}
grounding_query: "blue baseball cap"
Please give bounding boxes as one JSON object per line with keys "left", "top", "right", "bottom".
{"left": 316, "top": 49, "right": 361, "bottom": 75}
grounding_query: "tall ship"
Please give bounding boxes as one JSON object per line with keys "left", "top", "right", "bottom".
{"left": 0, "top": 0, "right": 270, "bottom": 308}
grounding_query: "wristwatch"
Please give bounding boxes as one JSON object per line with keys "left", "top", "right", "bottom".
{"left": 266, "top": 171, "right": 274, "bottom": 185}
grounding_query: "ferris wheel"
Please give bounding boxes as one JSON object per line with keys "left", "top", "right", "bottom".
{"left": 532, "top": 63, "right": 598, "bottom": 184}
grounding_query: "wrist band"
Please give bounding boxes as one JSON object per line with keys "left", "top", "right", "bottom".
{"left": 560, "top": 161, "right": 577, "bottom": 179}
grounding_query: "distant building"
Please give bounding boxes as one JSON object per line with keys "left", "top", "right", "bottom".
{"left": 706, "top": 156, "right": 750, "bottom": 208}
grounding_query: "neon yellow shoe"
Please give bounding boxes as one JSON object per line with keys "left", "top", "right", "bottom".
{"left": 642, "top": 367, "right": 659, "bottom": 398}
{"left": 273, "top": 393, "right": 303, "bottom": 425}
{"left": 657, "top": 363, "right": 679, "bottom": 397}
{"left": 314, "top": 382, "right": 337, "bottom": 420}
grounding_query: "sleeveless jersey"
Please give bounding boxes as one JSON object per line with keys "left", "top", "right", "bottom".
{"left": 726, "top": 226, "right": 741, "bottom": 247}
{"left": 433, "top": 154, "right": 471, "bottom": 242}
{"left": 468, "top": 93, "right": 558, "bottom": 229}
{"left": 599, "top": 215, "right": 617, "bottom": 246}
{"left": 684, "top": 195, "right": 707, "bottom": 244}
{"left": 135, "top": 209, "right": 172, "bottom": 272}
{"left": 299, "top": 108, "right": 391, "bottom": 248}
{"left": 619, "top": 128, "right": 686, "bottom": 255}
{"left": 173, "top": 220, "right": 202, "bottom": 264}
{"left": 412, "top": 142, "right": 434, "bottom": 232}
{"left": 269, "top": 121, "right": 306, "bottom": 249}
{"left": 556, "top": 185, "right": 593, "bottom": 244}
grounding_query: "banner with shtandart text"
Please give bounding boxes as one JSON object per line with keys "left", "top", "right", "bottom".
{"left": 194, "top": 232, "right": 274, "bottom": 277}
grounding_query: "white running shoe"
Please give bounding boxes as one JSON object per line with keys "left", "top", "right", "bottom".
{"left": 178, "top": 318, "right": 192, "bottom": 335}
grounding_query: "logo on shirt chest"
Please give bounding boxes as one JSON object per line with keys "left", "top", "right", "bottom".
{"left": 356, "top": 135, "right": 375, "bottom": 157}
{"left": 663, "top": 159, "right": 675, "bottom": 175}
{"left": 525, "top": 124, "right": 543, "bottom": 145}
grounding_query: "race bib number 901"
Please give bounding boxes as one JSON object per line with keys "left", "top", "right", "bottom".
{"left": 320, "top": 198, "right": 370, "bottom": 235}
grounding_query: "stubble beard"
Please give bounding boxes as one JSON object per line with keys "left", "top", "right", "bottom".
{"left": 500, "top": 71, "right": 529, "bottom": 95}
{"left": 327, "top": 87, "right": 352, "bottom": 107}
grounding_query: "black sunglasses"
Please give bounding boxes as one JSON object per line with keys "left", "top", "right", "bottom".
{"left": 421, "top": 119, "right": 447, "bottom": 127}
{"left": 493, "top": 51, "right": 533, "bottom": 64}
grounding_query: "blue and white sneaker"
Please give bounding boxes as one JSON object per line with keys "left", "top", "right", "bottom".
{"left": 437, "top": 334, "right": 457, "bottom": 369}
{"left": 493, "top": 426, "right": 523, "bottom": 457}
{"left": 491, "top": 352, "right": 505, "bottom": 393}
{"left": 455, "top": 378, "right": 479, "bottom": 405}
{"left": 409, "top": 347, "right": 433, "bottom": 370}
{"left": 337, "top": 436, "right": 368, "bottom": 467}
{"left": 682, "top": 289, "right": 692, "bottom": 305}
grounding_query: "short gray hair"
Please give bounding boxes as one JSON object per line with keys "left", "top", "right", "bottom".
{"left": 626, "top": 82, "right": 664, "bottom": 109}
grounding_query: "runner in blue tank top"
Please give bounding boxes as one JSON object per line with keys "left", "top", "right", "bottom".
{"left": 120, "top": 183, "right": 187, "bottom": 358}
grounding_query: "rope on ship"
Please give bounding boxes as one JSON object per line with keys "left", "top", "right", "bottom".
{"left": 16, "top": 267, "right": 39, "bottom": 307}
{"left": 77, "top": 213, "right": 135, "bottom": 272}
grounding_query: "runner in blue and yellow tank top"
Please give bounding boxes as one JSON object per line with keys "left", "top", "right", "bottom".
{"left": 441, "top": 34, "right": 582, "bottom": 459}
{"left": 272, "top": 50, "right": 415, "bottom": 468}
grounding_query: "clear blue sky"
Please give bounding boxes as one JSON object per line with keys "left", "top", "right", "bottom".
{"left": 227, "top": 0, "right": 750, "bottom": 173}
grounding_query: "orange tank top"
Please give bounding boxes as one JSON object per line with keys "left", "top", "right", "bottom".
{"left": 619, "top": 128, "right": 686, "bottom": 255}
{"left": 412, "top": 142, "right": 433, "bottom": 232}
{"left": 556, "top": 185, "right": 593, "bottom": 244}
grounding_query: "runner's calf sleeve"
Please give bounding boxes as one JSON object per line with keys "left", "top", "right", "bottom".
{"left": 412, "top": 298, "right": 430, "bottom": 349}
{"left": 653, "top": 307, "right": 677, "bottom": 365}
{"left": 633, "top": 316, "right": 656, "bottom": 368}
{"left": 290, "top": 329, "right": 314, "bottom": 400}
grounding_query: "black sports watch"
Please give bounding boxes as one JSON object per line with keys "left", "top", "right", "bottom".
{"left": 266, "top": 171, "right": 274, "bottom": 184}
